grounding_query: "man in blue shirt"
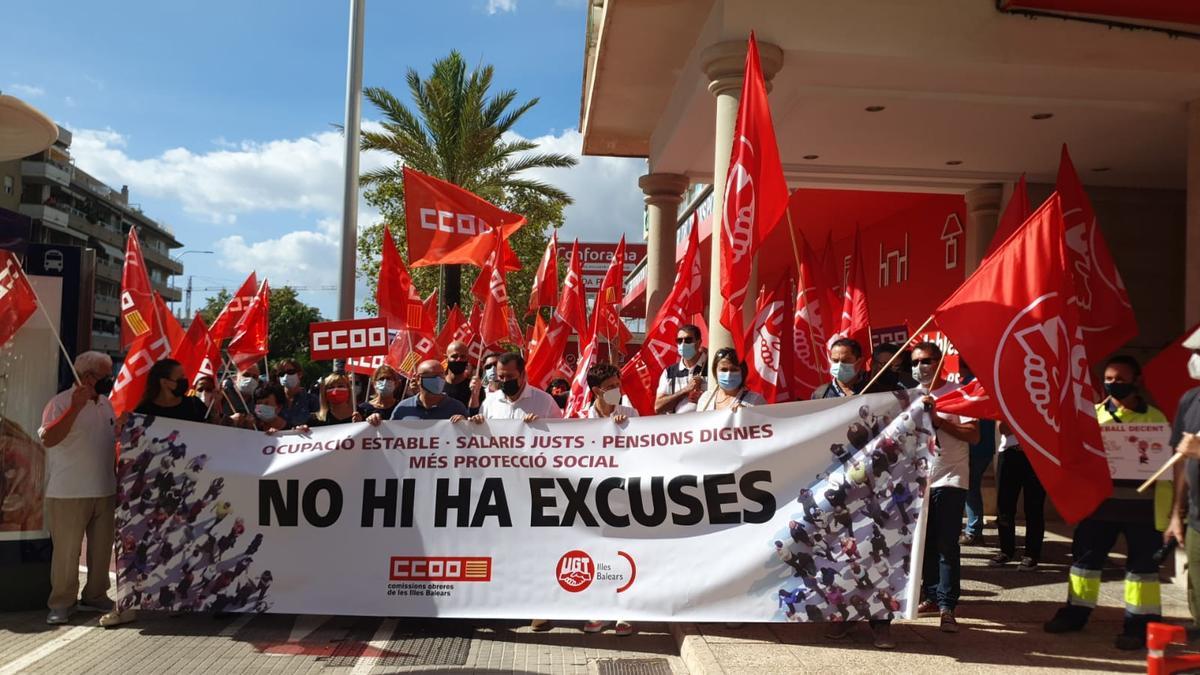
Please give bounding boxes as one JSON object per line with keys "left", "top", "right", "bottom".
{"left": 390, "top": 360, "right": 468, "bottom": 420}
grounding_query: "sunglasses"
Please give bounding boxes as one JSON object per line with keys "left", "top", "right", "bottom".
{"left": 912, "top": 357, "right": 937, "bottom": 366}
{"left": 280, "top": 369, "right": 298, "bottom": 375}
{"left": 676, "top": 337, "right": 695, "bottom": 344}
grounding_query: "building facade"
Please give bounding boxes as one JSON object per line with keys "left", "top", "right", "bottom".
{"left": 0, "top": 125, "right": 183, "bottom": 358}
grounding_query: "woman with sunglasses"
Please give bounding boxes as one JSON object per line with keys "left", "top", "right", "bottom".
{"left": 696, "top": 348, "right": 766, "bottom": 412}
{"left": 358, "top": 364, "right": 403, "bottom": 420}
{"left": 311, "top": 373, "right": 362, "bottom": 426}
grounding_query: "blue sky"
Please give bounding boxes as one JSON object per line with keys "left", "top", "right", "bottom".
{"left": 2, "top": 0, "right": 645, "bottom": 317}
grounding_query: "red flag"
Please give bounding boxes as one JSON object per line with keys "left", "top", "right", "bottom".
{"left": 986, "top": 174, "right": 1030, "bottom": 256}
{"left": 791, "top": 236, "right": 829, "bottom": 400}
{"left": 527, "top": 230, "right": 558, "bottom": 317}
{"left": 620, "top": 224, "right": 703, "bottom": 415}
{"left": 436, "top": 305, "right": 466, "bottom": 353}
{"left": 526, "top": 241, "right": 589, "bottom": 389}
{"left": 174, "top": 314, "right": 220, "bottom": 385}
{"left": 1057, "top": 145, "right": 1138, "bottom": 361}
{"left": 817, "top": 232, "right": 842, "bottom": 341}
{"left": 154, "top": 292, "right": 185, "bottom": 352}
{"left": 385, "top": 329, "right": 440, "bottom": 377}
{"left": 934, "top": 193, "right": 1110, "bottom": 523}
{"left": 829, "top": 227, "right": 871, "bottom": 355}
{"left": 745, "top": 276, "right": 794, "bottom": 403}
{"left": 377, "top": 227, "right": 431, "bottom": 333}
{"left": 228, "top": 280, "right": 270, "bottom": 372}
{"left": 528, "top": 312, "right": 548, "bottom": 351}
{"left": 423, "top": 290, "right": 438, "bottom": 325}
{"left": 403, "top": 166, "right": 524, "bottom": 269}
{"left": 478, "top": 237, "right": 517, "bottom": 347}
{"left": 564, "top": 336, "right": 600, "bottom": 418}
{"left": 718, "top": 33, "right": 789, "bottom": 352}
{"left": 0, "top": 251, "right": 39, "bottom": 347}
{"left": 1143, "top": 322, "right": 1200, "bottom": 423}
{"left": 935, "top": 379, "right": 1001, "bottom": 420}
{"left": 590, "top": 236, "right": 632, "bottom": 355}
{"left": 209, "top": 272, "right": 257, "bottom": 343}
{"left": 119, "top": 229, "right": 159, "bottom": 351}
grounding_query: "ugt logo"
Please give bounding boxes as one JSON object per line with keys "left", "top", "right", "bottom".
{"left": 556, "top": 550, "right": 594, "bottom": 593}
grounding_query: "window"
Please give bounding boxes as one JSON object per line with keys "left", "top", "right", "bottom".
{"left": 2, "top": 176, "right": 12, "bottom": 195}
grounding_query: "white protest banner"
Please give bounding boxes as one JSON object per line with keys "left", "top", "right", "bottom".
{"left": 1100, "top": 423, "right": 1173, "bottom": 481}
{"left": 114, "top": 391, "right": 933, "bottom": 622}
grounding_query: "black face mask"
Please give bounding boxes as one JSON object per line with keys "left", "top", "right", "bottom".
{"left": 1104, "top": 381, "right": 1135, "bottom": 401}
{"left": 552, "top": 394, "right": 568, "bottom": 409}
{"left": 447, "top": 360, "right": 468, "bottom": 376}
{"left": 94, "top": 376, "right": 114, "bottom": 396}
{"left": 500, "top": 378, "right": 521, "bottom": 398}
{"left": 172, "top": 377, "right": 189, "bottom": 398}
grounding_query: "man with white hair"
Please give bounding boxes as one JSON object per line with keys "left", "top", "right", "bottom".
{"left": 37, "top": 350, "right": 120, "bottom": 624}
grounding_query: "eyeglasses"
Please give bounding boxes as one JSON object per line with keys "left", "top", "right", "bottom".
{"left": 280, "top": 369, "right": 298, "bottom": 375}
{"left": 912, "top": 357, "right": 937, "bottom": 366}
{"left": 676, "top": 337, "right": 695, "bottom": 344}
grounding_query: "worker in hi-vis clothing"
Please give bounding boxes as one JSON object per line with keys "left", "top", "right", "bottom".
{"left": 1044, "top": 354, "right": 1170, "bottom": 651}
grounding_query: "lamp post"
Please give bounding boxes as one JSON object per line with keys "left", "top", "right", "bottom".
{"left": 170, "top": 250, "right": 213, "bottom": 316}
{"left": 338, "top": 0, "right": 366, "bottom": 321}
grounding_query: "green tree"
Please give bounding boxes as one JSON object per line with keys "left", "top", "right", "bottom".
{"left": 357, "top": 50, "right": 576, "bottom": 324}
{"left": 199, "top": 286, "right": 329, "bottom": 384}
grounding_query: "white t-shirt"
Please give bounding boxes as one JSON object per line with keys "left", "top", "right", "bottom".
{"left": 583, "top": 403, "right": 640, "bottom": 419}
{"left": 656, "top": 361, "right": 706, "bottom": 414}
{"left": 999, "top": 434, "right": 1020, "bottom": 452}
{"left": 696, "top": 388, "right": 767, "bottom": 412}
{"left": 479, "top": 384, "right": 564, "bottom": 420}
{"left": 928, "top": 382, "right": 975, "bottom": 490}
{"left": 37, "top": 389, "right": 118, "bottom": 498}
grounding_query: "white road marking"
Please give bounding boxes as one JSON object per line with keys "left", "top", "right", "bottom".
{"left": 348, "top": 618, "right": 397, "bottom": 675}
{"left": 0, "top": 620, "right": 97, "bottom": 675}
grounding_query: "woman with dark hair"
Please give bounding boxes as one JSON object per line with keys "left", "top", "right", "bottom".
{"left": 695, "top": 348, "right": 766, "bottom": 411}
{"left": 274, "top": 358, "right": 319, "bottom": 428}
{"left": 135, "top": 359, "right": 210, "bottom": 423}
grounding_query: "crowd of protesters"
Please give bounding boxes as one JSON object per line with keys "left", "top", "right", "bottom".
{"left": 35, "top": 323, "right": 1200, "bottom": 652}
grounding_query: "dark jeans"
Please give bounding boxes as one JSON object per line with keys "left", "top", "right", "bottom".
{"left": 923, "top": 486, "right": 968, "bottom": 611}
{"left": 964, "top": 420, "right": 996, "bottom": 537}
{"left": 995, "top": 447, "right": 1046, "bottom": 560}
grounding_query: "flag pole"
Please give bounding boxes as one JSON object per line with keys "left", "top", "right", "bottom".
{"left": 860, "top": 314, "right": 934, "bottom": 394}
{"left": 1138, "top": 449, "right": 1186, "bottom": 493}
{"left": 16, "top": 260, "right": 82, "bottom": 385}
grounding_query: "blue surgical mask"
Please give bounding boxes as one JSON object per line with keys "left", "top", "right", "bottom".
{"left": 254, "top": 404, "right": 277, "bottom": 421}
{"left": 375, "top": 379, "right": 395, "bottom": 395}
{"left": 679, "top": 342, "right": 697, "bottom": 361}
{"left": 831, "top": 362, "right": 857, "bottom": 384}
{"left": 279, "top": 373, "right": 299, "bottom": 390}
{"left": 717, "top": 371, "right": 742, "bottom": 390}
{"left": 420, "top": 376, "right": 445, "bottom": 395}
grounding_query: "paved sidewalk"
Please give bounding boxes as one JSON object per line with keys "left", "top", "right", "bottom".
{"left": 673, "top": 526, "right": 1199, "bottom": 674}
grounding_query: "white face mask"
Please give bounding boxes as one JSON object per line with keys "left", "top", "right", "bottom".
{"left": 279, "top": 373, "right": 299, "bottom": 390}
{"left": 601, "top": 387, "right": 622, "bottom": 407}
{"left": 198, "top": 391, "right": 214, "bottom": 406}
{"left": 1189, "top": 352, "right": 1200, "bottom": 381}
{"left": 237, "top": 376, "right": 258, "bottom": 394}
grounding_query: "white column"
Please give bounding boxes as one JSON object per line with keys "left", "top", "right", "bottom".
{"left": 639, "top": 173, "right": 690, "bottom": 324}
{"left": 1187, "top": 100, "right": 1200, "bottom": 328}
{"left": 701, "top": 39, "right": 783, "bottom": 373}
{"left": 963, "top": 184, "right": 1004, "bottom": 274}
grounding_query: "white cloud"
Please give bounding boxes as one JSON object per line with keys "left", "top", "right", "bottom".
{"left": 6, "top": 83, "right": 44, "bottom": 98}
{"left": 515, "top": 128, "right": 647, "bottom": 243}
{"left": 486, "top": 0, "right": 517, "bottom": 14}
{"left": 63, "top": 95, "right": 76, "bottom": 107}
{"left": 69, "top": 125, "right": 391, "bottom": 224}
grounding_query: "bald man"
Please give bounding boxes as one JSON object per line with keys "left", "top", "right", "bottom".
{"left": 443, "top": 340, "right": 475, "bottom": 409}
{"left": 390, "top": 359, "right": 469, "bottom": 421}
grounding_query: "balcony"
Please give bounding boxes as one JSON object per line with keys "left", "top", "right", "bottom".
{"left": 95, "top": 258, "right": 122, "bottom": 281}
{"left": 142, "top": 244, "right": 184, "bottom": 274}
{"left": 94, "top": 295, "right": 120, "bottom": 317}
{"left": 90, "top": 332, "right": 119, "bottom": 355}
{"left": 67, "top": 210, "right": 126, "bottom": 248}
{"left": 21, "top": 159, "right": 72, "bottom": 187}
{"left": 19, "top": 203, "right": 70, "bottom": 232}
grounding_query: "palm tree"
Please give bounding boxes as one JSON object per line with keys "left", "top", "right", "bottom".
{"left": 361, "top": 50, "right": 577, "bottom": 310}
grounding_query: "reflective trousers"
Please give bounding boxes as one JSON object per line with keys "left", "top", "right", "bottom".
{"left": 1064, "top": 517, "right": 1162, "bottom": 634}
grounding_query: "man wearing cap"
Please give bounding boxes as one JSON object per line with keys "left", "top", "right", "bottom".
{"left": 1165, "top": 326, "right": 1200, "bottom": 633}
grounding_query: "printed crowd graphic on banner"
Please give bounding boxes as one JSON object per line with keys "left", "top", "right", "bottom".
{"left": 114, "top": 392, "right": 933, "bottom": 621}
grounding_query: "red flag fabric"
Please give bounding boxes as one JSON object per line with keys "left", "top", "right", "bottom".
{"left": 228, "top": 280, "right": 270, "bottom": 372}
{"left": 933, "top": 193, "right": 1111, "bottom": 523}
{"left": 119, "top": 229, "right": 159, "bottom": 351}
{"left": 209, "top": 272, "right": 257, "bottom": 343}
{"left": 564, "top": 336, "right": 600, "bottom": 419}
{"left": 154, "top": 292, "right": 185, "bottom": 352}
{"left": 423, "top": 290, "right": 438, "bottom": 326}
{"left": 1143, "top": 322, "right": 1200, "bottom": 423}
{"left": 590, "top": 236, "right": 632, "bottom": 355}
{"left": 718, "top": 33, "right": 790, "bottom": 353}
{"left": 403, "top": 166, "right": 524, "bottom": 270}
{"left": 792, "top": 237, "right": 829, "bottom": 400}
{"left": 436, "top": 305, "right": 466, "bottom": 353}
{"left": 527, "top": 230, "right": 558, "bottom": 317}
{"left": 817, "top": 232, "right": 842, "bottom": 341}
{"left": 620, "top": 224, "right": 704, "bottom": 415}
{"left": 935, "top": 379, "right": 1002, "bottom": 420}
{"left": 528, "top": 313, "right": 548, "bottom": 352}
{"left": 829, "top": 227, "right": 871, "bottom": 356}
{"left": 385, "top": 329, "right": 440, "bottom": 377}
{"left": 986, "top": 174, "right": 1030, "bottom": 256}
{"left": 526, "top": 241, "right": 589, "bottom": 389}
{"left": 174, "top": 314, "right": 220, "bottom": 385}
{"left": 0, "top": 251, "right": 39, "bottom": 347}
{"left": 1057, "top": 144, "right": 1138, "bottom": 361}
{"left": 745, "top": 275, "right": 794, "bottom": 403}
{"left": 377, "top": 227, "right": 431, "bottom": 333}
{"left": 478, "top": 237, "right": 517, "bottom": 347}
